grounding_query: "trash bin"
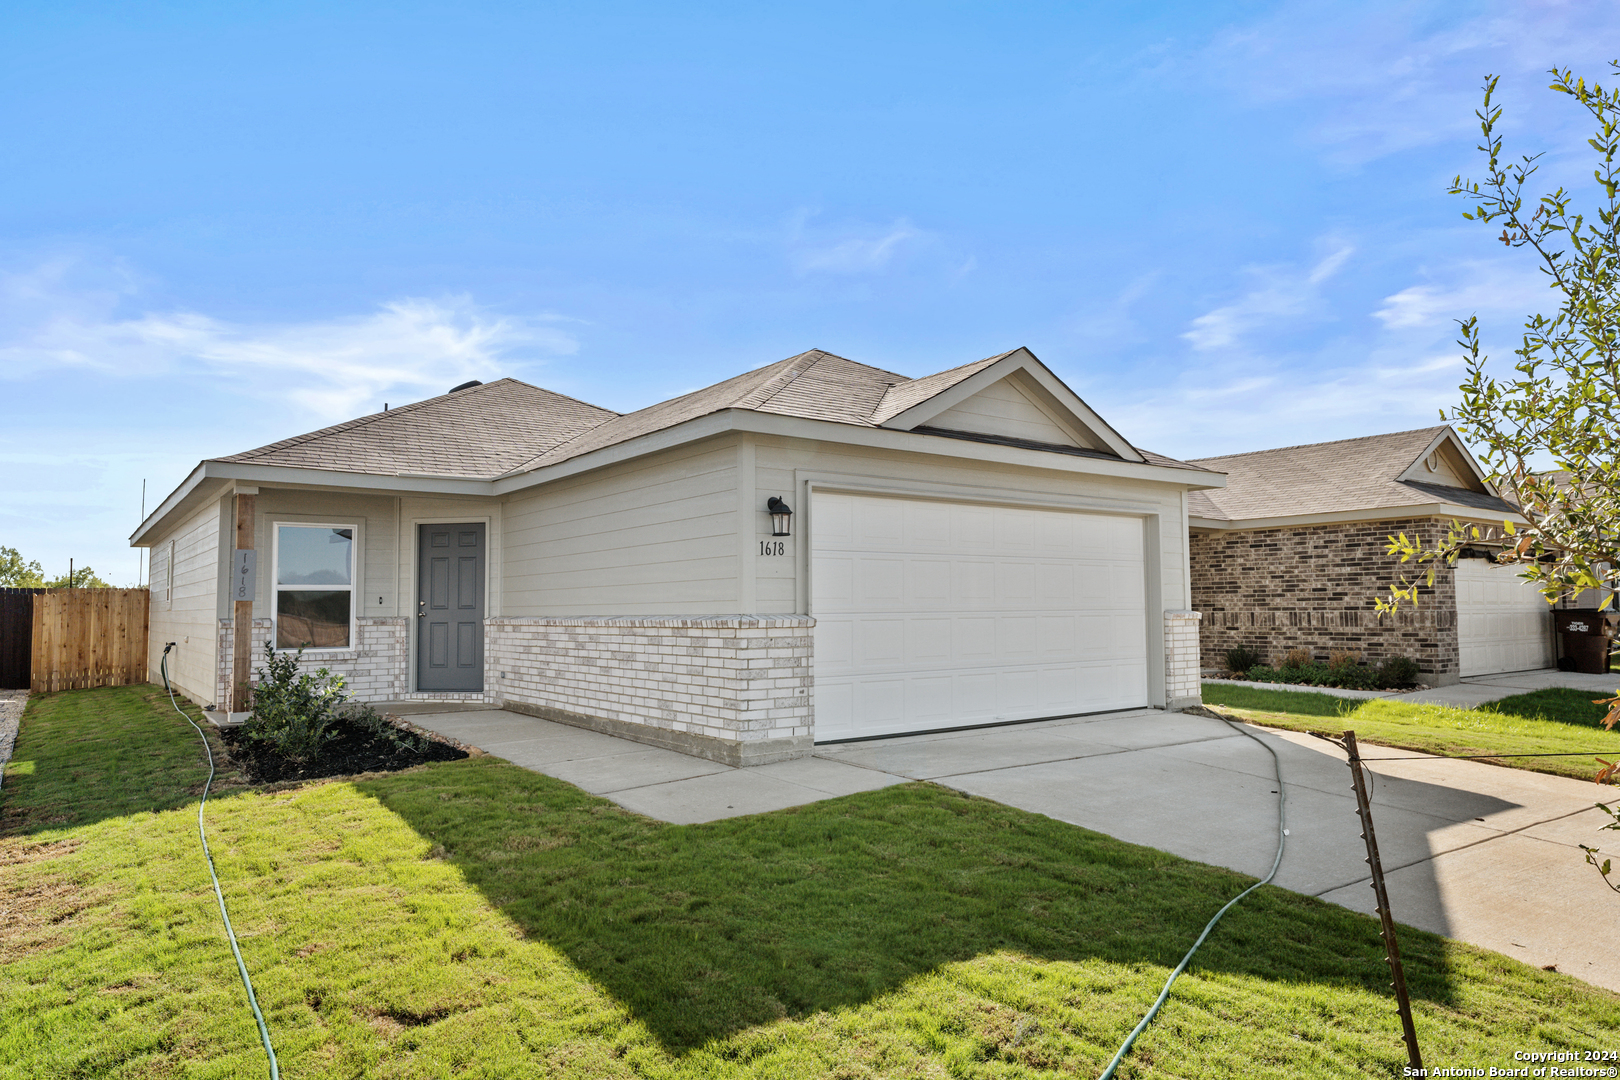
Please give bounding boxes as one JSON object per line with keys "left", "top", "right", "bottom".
{"left": 1555, "top": 609, "right": 1617, "bottom": 674}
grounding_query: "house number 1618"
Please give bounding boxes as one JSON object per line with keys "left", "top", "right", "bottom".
{"left": 759, "top": 541, "right": 786, "bottom": 556}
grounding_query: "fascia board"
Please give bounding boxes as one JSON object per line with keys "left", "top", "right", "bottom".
{"left": 493, "top": 409, "right": 1226, "bottom": 494}
{"left": 130, "top": 463, "right": 212, "bottom": 546}
{"left": 1191, "top": 502, "right": 1527, "bottom": 531}
{"left": 874, "top": 349, "right": 1145, "bottom": 463}
{"left": 202, "top": 460, "right": 492, "bottom": 497}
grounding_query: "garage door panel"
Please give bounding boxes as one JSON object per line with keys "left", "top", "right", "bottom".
{"left": 996, "top": 562, "right": 1037, "bottom": 602}
{"left": 855, "top": 618, "right": 906, "bottom": 665}
{"left": 954, "top": 505, "right": 997, "bottom": 550}
{"left": 817, "top": 616, "right": 855, "bottom": 668}
{"left": 813, "top": 492, "right": 1150, "bottom": 740}
{"left": 812, "top": 556, "right": 854, "bottom": 606}
{"left": 855, "top": 557, "right": 906, "bottom": 604}
{"left": 1456, "top": 560, "right": 1553, "bottom": 677}
{"left": 906, "top": 617, "right": 954, "bottom": 662}
{"left": 1000, "top": 615, "right": 1039, "bottom": 660}
{"left": 907, "top": 558, "right": 952, "bottom": 601}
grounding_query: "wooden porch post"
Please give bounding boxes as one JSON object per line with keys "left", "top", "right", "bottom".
{"left": 233, "top": 490, "right": 256, "bottom": 713}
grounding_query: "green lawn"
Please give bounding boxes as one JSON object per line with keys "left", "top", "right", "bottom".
{"left": 3, "top": 687, "right": 1618, "bottom": 1078}
{"left": 1201, "top": 683, "right": 1620, "bottom": 782}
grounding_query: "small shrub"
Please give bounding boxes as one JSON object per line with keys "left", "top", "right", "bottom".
{"left": 242, "top": 644, "right": 348, "bottom": 762}
{"left": 1225, "top": 646, "right": 1263, "bottom": 675}
{"left": 1241, "top": 659, "right": 1378, "bottom": 691}
{"left": 1327, "top": 649, "right": 1360, "bottom": 672}
{"left": 1375, "top": 655, "right": 1422, "bottom": 689}
{"left": 1281, "top": 647, "right": 1313, "bottom": 670}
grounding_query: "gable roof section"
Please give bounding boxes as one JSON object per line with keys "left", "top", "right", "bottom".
{"left": 218, "top": 378, "right": 618, "bottom": 480}
{"left": 1186, "top": 425, "right": 1516, "bottom": 527}
{"left": 871, "top": 347, "right": 1144, "bottom": 462}
{"left": 195, "top": 347, "right": 1204, "bottom": 486}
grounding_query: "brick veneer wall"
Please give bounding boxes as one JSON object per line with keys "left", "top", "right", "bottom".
{"left": 1190, "top": 516, "right": 1459, "bottom": 680}
{"left": 1164, "top": 610, "right": 1203, "bottom": 709}
{"left": 487, "top": 615, "right": 814, "bottom": 766}
{"left": 215, "top": 616, "right": 414, "bottom": 707}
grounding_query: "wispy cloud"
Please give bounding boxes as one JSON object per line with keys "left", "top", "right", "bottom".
{"left": 789, "top": 214, "right": 926, "bottom": 274}
{"left": 1182, "top": 243, "right": 1354, "bottom": 351}
{"left": 0, "top": 261, "right": 577, "bottom": 422}
{"left": 1373, "top": 261, "right": 1549, "bottom": 331}
{"left": 1197, "top": 0, "right": 1620, "bottom": 165}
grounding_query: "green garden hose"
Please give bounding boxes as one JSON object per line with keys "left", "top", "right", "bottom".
{"left": 161, "top": 644, "right": 280, "bottom": 1079}
{"left": 1098, "top": 716, "right": 1288, "bottom": 1079}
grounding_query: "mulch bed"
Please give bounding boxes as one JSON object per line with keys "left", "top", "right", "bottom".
{"left": 221, "top": 713, "right": 469, "bottom": 784}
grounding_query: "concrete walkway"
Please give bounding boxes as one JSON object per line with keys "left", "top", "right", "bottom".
{"left": 1405, "top": 667, "right": 1620, "bottom": 708}
{"left": 397, "top": 708, "right": 908, "bottom": 823}
{"left": 406, "top": 704, "right": 1620, "bottom": 993}
{"left": 1205, "top": 666, "right": 1620, "bottom": 710}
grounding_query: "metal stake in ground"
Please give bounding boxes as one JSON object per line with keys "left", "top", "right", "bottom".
{"left": 1344, "top": 730, "right": 1423, "bottom": 1074}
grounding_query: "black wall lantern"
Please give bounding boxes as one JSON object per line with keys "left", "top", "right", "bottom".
{"left": 767, "top": 496, "right": 793, "bottom": 537}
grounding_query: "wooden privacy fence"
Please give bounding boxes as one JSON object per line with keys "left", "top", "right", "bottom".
{"left": 31, "top": 588, "right": 150, "bottom": 693}
{"left": 0, "top": 587, "right": 44, "bottom": 690}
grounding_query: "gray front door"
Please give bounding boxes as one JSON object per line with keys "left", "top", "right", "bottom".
{"left": 417, "top": 523, "right": 485, "bottom": 691}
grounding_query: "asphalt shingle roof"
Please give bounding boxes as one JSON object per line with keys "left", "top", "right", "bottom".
{"left": 214, "top": 349, "right": 1207, "bottom": 481}
{"left": 217, "top": 379, "right": 617, "bottom": 480}
{"left": 1186, "top": 426, "right": 1516, "bottom": 522}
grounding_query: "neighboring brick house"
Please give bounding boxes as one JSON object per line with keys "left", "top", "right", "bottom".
{"left": 1187, "top": 426, "right": 1549, "bottom": 686}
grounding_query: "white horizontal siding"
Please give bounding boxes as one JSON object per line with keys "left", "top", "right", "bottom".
{"left": 502, "top": 439, "right": 740, "bottom": 616}
{"left": 931, "top": 378, "right": 1082, "bottom": 447}
{"left": 146, "top": 497, "right": 226, "bottom": 705}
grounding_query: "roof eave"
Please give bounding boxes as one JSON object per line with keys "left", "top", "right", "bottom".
{"left": 874, "top": 348, "right": 1146, "bottom": 463}
{"left": 493, "top": 409, "right": 1226, "bottom": 495}
{"left": 130, "top": 460, "right": 495, "bottom": 546}
{"left": 1189, "top": 501, "right": 1528, "bottom": 532}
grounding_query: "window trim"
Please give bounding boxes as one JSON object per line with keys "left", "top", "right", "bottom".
{"left": 164, "top": 539, "right": 175, "bottom": 609}
{"left": 271, "top": 520, "right": 359, "bottom": 653}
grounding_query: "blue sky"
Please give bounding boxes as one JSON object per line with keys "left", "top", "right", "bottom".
{"left": 1, "top": 1, "right": 1615, "bottom": 583}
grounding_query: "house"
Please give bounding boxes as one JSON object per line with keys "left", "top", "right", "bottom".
{"left": 1186, "top": 426, "right": 1549, "bottom": 685}
{"left": 132, "top": 347, "right": 1224, "bottom": 764}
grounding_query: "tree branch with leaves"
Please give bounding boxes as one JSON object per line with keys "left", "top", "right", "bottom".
{"left": 1379, "top": 63, "right": 1620, "bottom": 746}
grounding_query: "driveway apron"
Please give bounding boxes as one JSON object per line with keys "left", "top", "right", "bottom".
{"left": 407, "top": 704, "right": 1620, "bottom": 993}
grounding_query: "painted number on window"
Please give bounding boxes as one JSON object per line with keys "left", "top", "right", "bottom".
{"left": 759, "top": 541, "right": 786, "bottom": 556}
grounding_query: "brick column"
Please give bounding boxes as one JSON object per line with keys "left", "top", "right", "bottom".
{"left": 1164, "top": 610, "right": 1203, "bottom": 711}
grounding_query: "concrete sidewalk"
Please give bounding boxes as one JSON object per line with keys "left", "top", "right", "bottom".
{"left": 406, "top": 704, "right": 1620, "bottom": 993}
{"left": 398, "top": 707, "right": 908, "bottom": 823}
{"left": 1205, "top": 666, "right": 1620, "bottom": 710}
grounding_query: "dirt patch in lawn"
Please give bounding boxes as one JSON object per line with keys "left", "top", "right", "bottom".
{"left": 221, "top": 713, "right": 469, "bottom": 784}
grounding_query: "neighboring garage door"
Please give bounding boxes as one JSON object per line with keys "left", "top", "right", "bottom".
{"left": 812, "top": 491, "right": 1149, "bottom": 741}
{"left": 1456, "top": 559, "right": 1553, "bottom": 677}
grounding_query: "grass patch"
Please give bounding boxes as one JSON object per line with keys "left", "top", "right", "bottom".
{"left": 2, "top": 687, "right": 1617, "bottom": 1077}
{"left": 1202, "top": 683, "right": 1620, "bottom": 782}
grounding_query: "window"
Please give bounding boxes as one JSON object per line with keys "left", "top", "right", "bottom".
{"left": 273, "top": 524, "right": 355, "bottom": 649}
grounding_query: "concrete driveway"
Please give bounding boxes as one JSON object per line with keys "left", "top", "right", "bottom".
{"left": 403, "top": 703, "right": 1620, "bottom": 994}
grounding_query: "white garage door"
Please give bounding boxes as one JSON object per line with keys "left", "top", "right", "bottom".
{"left": 811, "top": 491, "right": 1149, "bottom": 741}
{"left": 1456, "top": 559, "right": 1553, "bottom": 677}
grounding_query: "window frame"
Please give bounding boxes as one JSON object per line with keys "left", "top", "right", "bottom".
{"left": 270, "top": 520, "right": 359, "bottom": 653}
{"left": 163, "top": 539, "right": 175, "bottom": 609}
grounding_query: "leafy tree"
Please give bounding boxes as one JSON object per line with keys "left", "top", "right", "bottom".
{"left": 1379, "top": 63, "right": 1620, "bottom": 744}
{"left": 1381, "top": 67, "right": 1620, "bottom": 611}
{"left": 45, "top": 565, "right": 112, "bottom": 589}
{"left": 0, "top": 546, "right": 46, "bottom": 588}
